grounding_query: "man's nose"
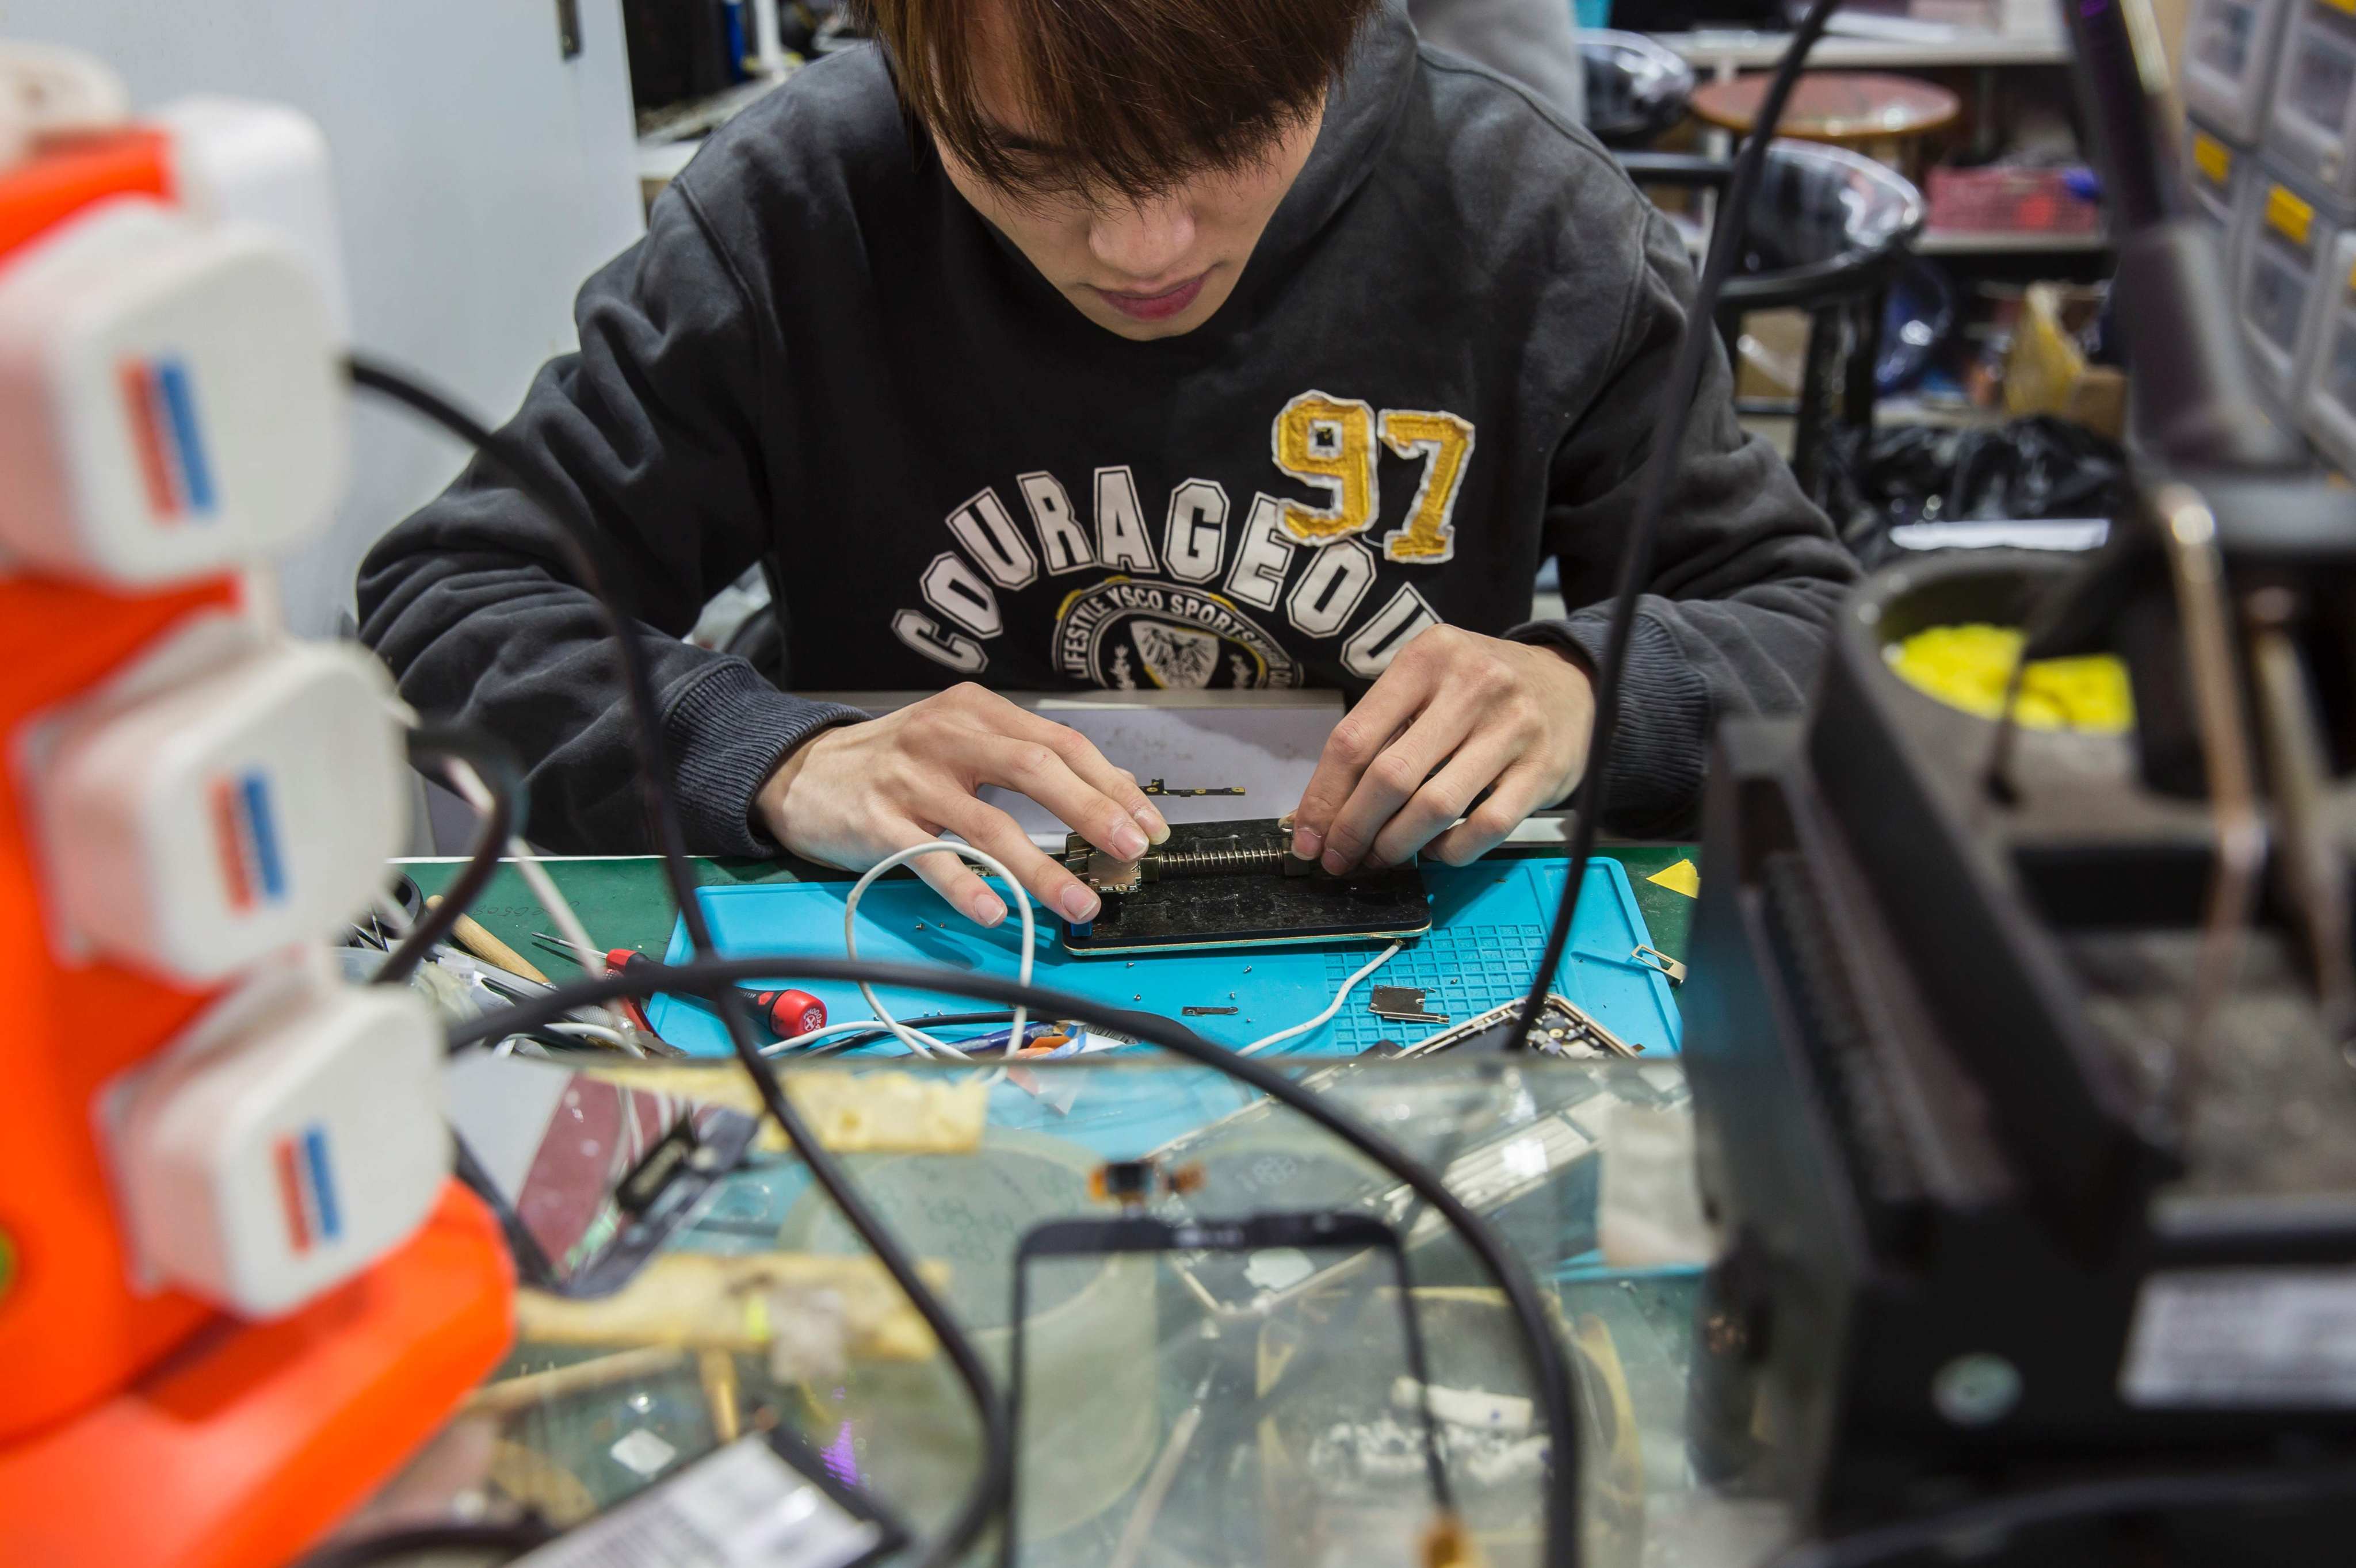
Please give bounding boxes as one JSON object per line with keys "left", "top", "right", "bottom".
{"left": 1088, "top": 196, "right": 1197, "bottom": 282}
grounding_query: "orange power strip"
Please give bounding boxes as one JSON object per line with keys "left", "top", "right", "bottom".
{"left": 0, "top": 117, "right": 510, "bottom": 1568}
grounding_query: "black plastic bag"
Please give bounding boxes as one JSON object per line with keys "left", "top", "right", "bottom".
{"left": 1822, "top": 414, "right": 2129, "bottom": 563}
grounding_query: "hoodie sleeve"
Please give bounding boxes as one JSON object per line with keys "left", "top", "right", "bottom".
{"left": 356, "top": 180, "right": 865, "bottom": 855}
{"left": 1507, "top": 205, "right": 1859, "bottom": 837}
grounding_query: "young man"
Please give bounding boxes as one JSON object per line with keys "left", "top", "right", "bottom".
{"left": 358, "top": 0, "right": 1855, "bottom": 931}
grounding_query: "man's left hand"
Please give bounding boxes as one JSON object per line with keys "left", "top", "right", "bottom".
{"left": 1290, "top": 626, "right": 1594, "bottom": 873}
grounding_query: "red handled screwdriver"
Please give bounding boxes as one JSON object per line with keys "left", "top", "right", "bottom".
{"left": 533, "top": 935, "right": 828, "bottom": 1039}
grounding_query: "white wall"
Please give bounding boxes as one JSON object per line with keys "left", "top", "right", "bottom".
{"left": 0, "top": 0, "right": 647, "bottom": 634}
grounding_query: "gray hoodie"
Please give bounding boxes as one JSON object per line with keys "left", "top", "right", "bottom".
{"left": 1409, "top": 0, "right": 1586, "bottom": 121}
{"left": 358, "top": 4, "right": 1857, "bottom": 853}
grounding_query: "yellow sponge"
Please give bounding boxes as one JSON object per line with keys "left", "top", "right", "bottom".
{"left": 1887, "top": 623, "right": 2133, "bottom": 734}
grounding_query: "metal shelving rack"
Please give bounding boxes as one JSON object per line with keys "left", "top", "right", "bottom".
{"left": 1656, "top": 28, "right": 2072, "bottom": 72}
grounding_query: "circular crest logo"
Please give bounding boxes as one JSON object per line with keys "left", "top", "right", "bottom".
{"left": 1053, "top": 578, "right": 1300, "bottom": 690}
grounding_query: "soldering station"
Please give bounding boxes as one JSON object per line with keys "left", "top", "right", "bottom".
{"left": 1, "top": 2, "right": 2354, "bottom": 1567}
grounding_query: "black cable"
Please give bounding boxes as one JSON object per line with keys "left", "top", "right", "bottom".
{"left": 375, "top": 725, "right": 525, "bottom": 985}
{"left": 1511, "top": 0, "right": 1846, "bottom": 1050}
{"left": 445, "top": 950, "right": 1586, "bottom": 1568}
{"left": 449, "top": 1131, "right": 563, "bottom": 1294}
{"left": 348, "top": 355, "right": 1010, "bottom": 1568}
{"left": 294, "top": 1519, "right": 553, "bottom": 1568}
{"left": 1767, "top": 1460, "right": 2356, "bottom": 1568}
{"left": 1387, "top": 1244, "right": 1455, "bottom": 1517}
{"left": 365, "top": 728, "right": 568, "bottom": 1347}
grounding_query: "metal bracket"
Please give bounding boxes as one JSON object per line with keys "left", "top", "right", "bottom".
{"left": 1063, "top": 827, "right": 1327, "bottom": 893}
{"left": 1072, "top": 847, "right": 1147, "bottom": 894}
{"left": 1368, "top": 986, "right": 1450, "bottom": 1025}
{"left": 1632, "top": 944, "right": 1687, "bottom": 985}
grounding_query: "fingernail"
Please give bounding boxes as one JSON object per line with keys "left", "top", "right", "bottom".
{"left": 1322, "top": 848, "right": 1349, "bottom": 876}
{"left": 1112, "top": 821, "right": 1148, "bottom": 859}
{"left": 1135, "top": 804, "right": 1171, "bottom": 844}
{"left": 967, "top": 891, "right": 1006, "bottom": 927}
{"left": 1294, "top": 824, "right": 1323, "bottom": 861}
{"left": 1061, "top": 884, "right": 1101, "bottom": 922}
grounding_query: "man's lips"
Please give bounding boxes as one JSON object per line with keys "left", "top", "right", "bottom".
{"left": 1093, "top": 271, "right": 1208, "bottom": 322}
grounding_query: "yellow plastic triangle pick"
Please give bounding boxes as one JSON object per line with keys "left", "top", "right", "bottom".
{"left": 1646, "top": 859, "right": 1701, "bottom": 898}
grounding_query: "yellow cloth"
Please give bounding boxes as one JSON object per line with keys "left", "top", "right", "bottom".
{"left": 1886, "top": 623, "right": 2133, "bottom": 734}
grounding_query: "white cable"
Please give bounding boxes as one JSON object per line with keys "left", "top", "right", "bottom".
{"left": 488, "top": 1022, "right": 627, "bottom": 1056}
{"left": 1236, "top": 942, "right": 1402, "bottom": 1057}
{"left": 843, "top": 842, "right": 1035, "bottom": 1062}
{"left": 372, "top": 888, "right": 414, "bottom": 938}
{"left": 440, "top": 758, "right": 609, "bottom": 982}
{"left": 511, "top": 842, "right": 607, "bottom": 979}
{"left": 505, "top": 833, "right": 649, "bottom": 1055}
{"left": 506, "top": 848, "right": 646, "bottom": 1050}
{"left": 773, "top": 907, "right": 1387, "bottom": 1062}
{"left": 763, "top": 1017, "right": 943, "bottom": 1057}
{"left": 759, "top": 1015, "right": 1061, "bottom": 1060}
{"left": 757, "top": 1017, "right": 912, "bottom": 1057}
{"left": 439, "top": 759, "right": 640, "bottom": 1047}
{"left": 544, "top": 1020, "right": 630, "bottom": 1049}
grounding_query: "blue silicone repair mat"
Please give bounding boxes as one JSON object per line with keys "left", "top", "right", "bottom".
{"left": 646, "top": 855, "right": 1680, "bottom": 1061}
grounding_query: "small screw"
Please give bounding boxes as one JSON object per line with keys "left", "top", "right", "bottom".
{"left": 1933, "top": 1354, "right": 2022, "bottom": 1427}
{"left": 915, "top": 922, "right": 925, "bottom": 930}
{"left": 1134, "top": 993, "right": 1141, "bottom": 1001}
{"left": 1243, "top": 966, "right": 1253, "bottom": 973}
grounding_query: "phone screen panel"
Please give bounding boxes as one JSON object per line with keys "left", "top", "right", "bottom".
{"left": 1007, "top": 1213, "right": 1495, "bottom": 1568}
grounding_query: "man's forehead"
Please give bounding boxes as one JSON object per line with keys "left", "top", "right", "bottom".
{"left": 884, "top": 0, "right": 1353, "bottom": 198}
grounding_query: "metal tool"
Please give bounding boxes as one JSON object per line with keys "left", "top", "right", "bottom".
{"left": 425, "top": 894, "right": 548, "bottom": 984}
{"left": 1139, "top": 780, "right": 1245, "bottom": 797}
{"left": 530, "top": 935, "right": 827, "bottom": 1038}
{"left": 1181, "top": 1005, "right": 1239, "bottom": 1016}
{"left": 1066, "top": 827, "right": 1323, "bottom": 894}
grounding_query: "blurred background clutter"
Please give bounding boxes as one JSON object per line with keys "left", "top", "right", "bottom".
{"left": 0, "top": 1, "right": 2298, "bottom": 625}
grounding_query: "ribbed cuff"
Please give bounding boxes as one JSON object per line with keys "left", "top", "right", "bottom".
{"left": 1506, "top": 609, "right": 1710, "bottom": 837}
{"left": 660, "top": 660, "right": 868, "bottom": 856}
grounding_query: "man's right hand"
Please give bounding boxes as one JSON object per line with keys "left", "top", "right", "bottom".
{"left": 753, "top": 683, "right": 1170, "bottom": 927}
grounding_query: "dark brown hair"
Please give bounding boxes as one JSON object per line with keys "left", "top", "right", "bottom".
{"left": 847, "top": 0, "right": 1377, "bottom": 200}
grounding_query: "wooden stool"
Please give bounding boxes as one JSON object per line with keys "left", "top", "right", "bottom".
{"left": 1689, "top": 71, "right": 1961, "bottom": 179}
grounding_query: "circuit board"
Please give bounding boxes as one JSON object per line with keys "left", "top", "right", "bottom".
{"left": 1061, "top": 819, "right": 1431, "bottom": 955}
